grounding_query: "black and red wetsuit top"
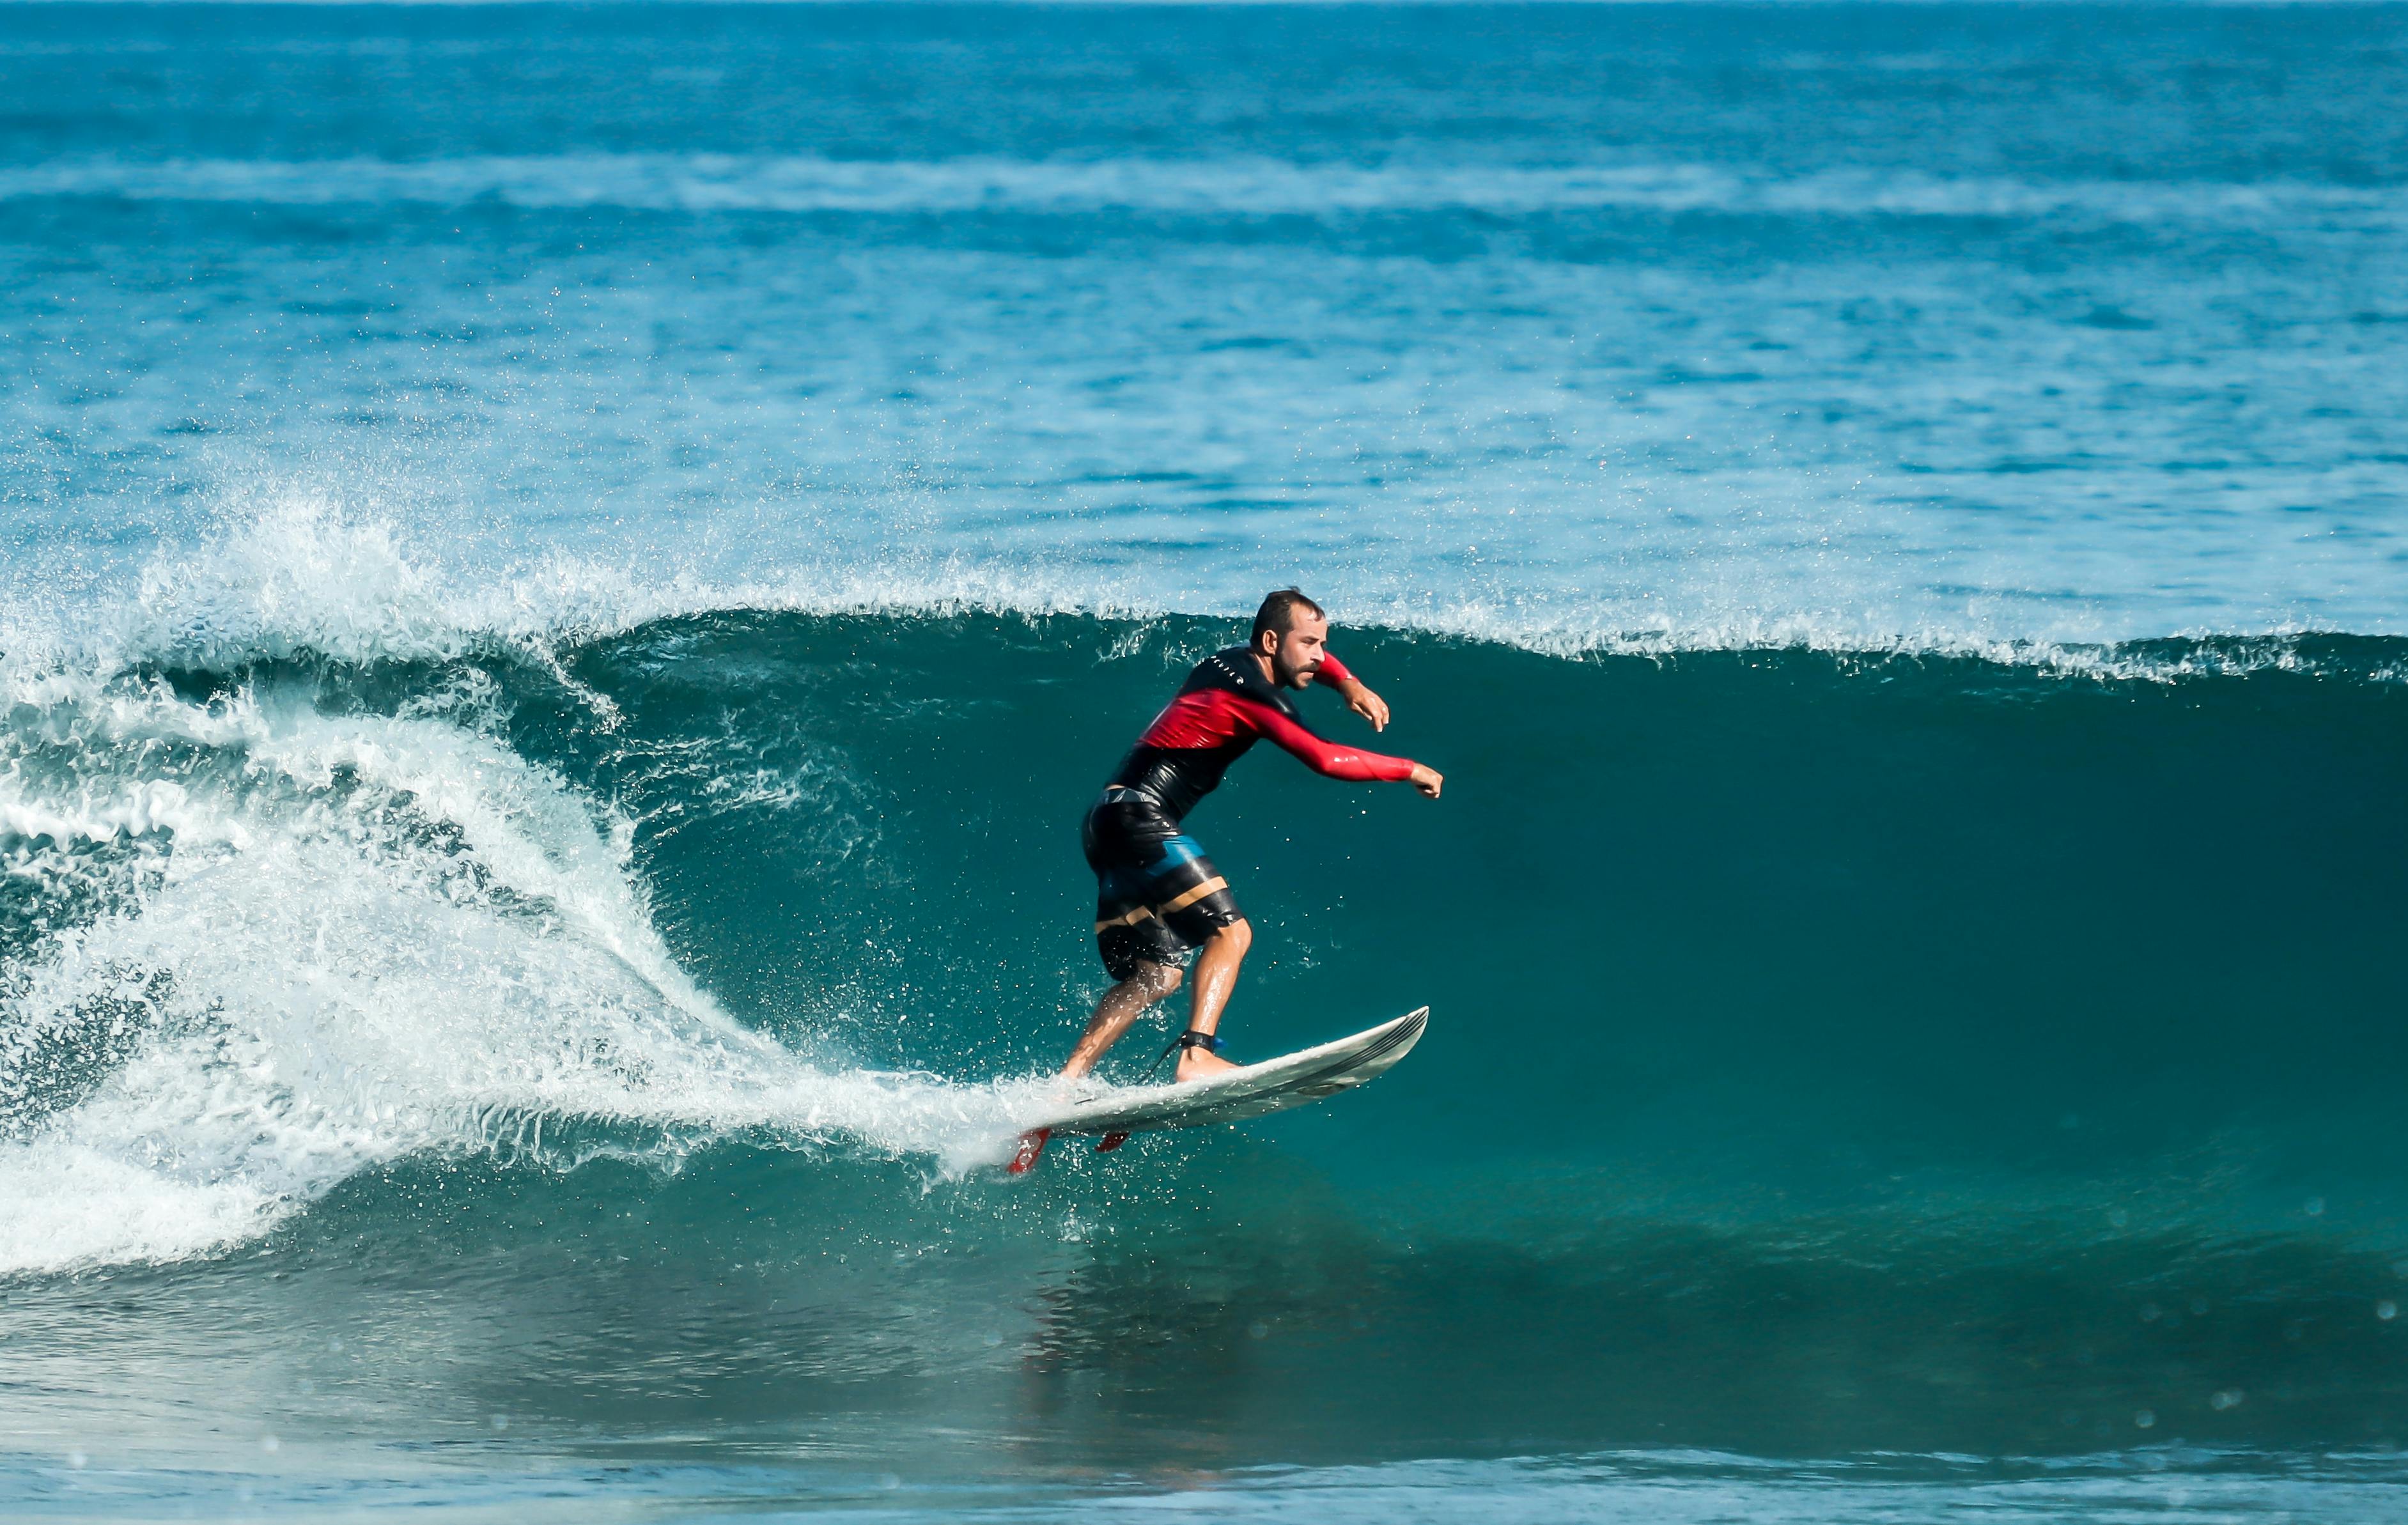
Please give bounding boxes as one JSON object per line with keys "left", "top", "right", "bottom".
{"left": 1105, "top": 647, "right": 1419, "bottom": 821}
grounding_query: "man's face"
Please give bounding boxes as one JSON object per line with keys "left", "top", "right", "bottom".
{"left": 1263, "top": 613, "right": 1331, "bottom": 689}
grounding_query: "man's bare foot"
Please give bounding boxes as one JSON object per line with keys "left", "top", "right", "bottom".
{"left": 1175, "top": 1047, "right": 1242, "bottom": 1082}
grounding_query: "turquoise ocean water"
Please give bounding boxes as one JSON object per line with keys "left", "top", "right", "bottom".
{"left": 3, "top": 4, "right": 2405, "bottom": 1519}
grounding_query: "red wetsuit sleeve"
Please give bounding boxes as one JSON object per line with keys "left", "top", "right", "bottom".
{"left": 1313, "top": 651, "right": 1355, "bottom": 687}
{"left": 1235, "top": 695, "right": 1418, "bottom": 783}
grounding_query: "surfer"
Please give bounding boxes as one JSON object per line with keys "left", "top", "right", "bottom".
{"left": 1059, "top": 589, "right": 1443, "bottom": 1085}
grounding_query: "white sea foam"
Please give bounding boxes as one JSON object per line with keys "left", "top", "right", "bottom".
{"left": 0, "top": 661, "right": 1040, "bottom": 1275}
{"left": 2, "top": 151, "right": 2396, "bottom": 231}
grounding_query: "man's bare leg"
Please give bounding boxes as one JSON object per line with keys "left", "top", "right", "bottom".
{"left": 1176, "top": 919, "right": 1251, "bottom": 1081}
{"left": 1057, "top": 961, "right": 1183, "bottom": 1080}
{"left": 1013, "top": 959, "right": 1188, "bottom": 1173}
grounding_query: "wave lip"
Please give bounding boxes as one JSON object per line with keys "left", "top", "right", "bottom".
{"left": 3, "top": 151, "right": 2396, "bottom": 229}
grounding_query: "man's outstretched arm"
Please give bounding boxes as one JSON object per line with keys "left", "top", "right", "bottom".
{"left": 1312, "top": 651, "right": 1392, "bottom": 732}
{"left": 1243, "top": 697, "right": 1442, "bottom": 798}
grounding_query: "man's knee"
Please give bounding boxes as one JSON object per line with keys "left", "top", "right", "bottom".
{"left": 1213, "top": 918, "right": 1252, "bottom": 955}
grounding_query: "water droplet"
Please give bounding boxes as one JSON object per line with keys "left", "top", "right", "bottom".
{"left": 66, "top": 1451, "right": 88, "bottom": 1470}
{"left": 876, "top": 1473, "right": 901, "bottom": 1491}
{"left": 2379, "top": 1301, "right": 2398, "bottom": 1322}
{"left": 260, "top": 1434, "right": 281, "bottom": 1453}
{"left": 2134, "top": 1409, "right": 2156, "bottom": 1429}
{"left": 2210, "top": 1390, "right": 2244, "bottom": 1411}
{"left": 1248, "top": 1321, "right": 1271, "bottom": 1340}
{"left": 2304, "top": 1197, "right": 2326, "bottom": 1218}
{"left": 490, "top": 1414, "right": 509, "bottom": 1431}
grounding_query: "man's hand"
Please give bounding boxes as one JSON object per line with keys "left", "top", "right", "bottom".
{"left": 1340, "top": 679, "right": 1391, "bottom": 732}
{"left": 1409, "top": 763, "right": 1443, "bottom": 800}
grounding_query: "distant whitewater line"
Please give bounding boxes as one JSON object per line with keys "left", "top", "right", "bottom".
{"left": 4, "top": 151, "right": 2398, "bottom": 227}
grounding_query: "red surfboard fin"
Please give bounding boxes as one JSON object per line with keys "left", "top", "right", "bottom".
{"left": 1006, "top": 1127, "right": 1052, "bottom": 1174}
{"left": 1096, "top": 1132, "right": 1129, "bottom": 1152}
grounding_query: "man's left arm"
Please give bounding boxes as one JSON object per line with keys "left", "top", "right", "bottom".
{"left": 1312, "top": 652, "right": 1391, "bottom": 732}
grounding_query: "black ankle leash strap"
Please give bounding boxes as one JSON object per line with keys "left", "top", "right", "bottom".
{"left": 1142, "top": 1028, "right": 1222, "bottom": 1080}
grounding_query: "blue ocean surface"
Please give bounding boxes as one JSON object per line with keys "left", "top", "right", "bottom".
{"left": 1, "top": 3, "right": 2405, "bottom": 1520}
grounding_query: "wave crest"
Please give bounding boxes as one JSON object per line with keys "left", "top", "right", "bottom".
{"left": 6, "top": 499, "right": 2396, "bottom": 695}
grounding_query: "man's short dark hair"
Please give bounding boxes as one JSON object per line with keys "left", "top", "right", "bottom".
{"left": 1252, "top": 588, "right": 1326, "bottom": 647}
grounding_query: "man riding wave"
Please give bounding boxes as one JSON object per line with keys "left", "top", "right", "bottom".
{"left": 1055, "top": 589, "right": 1444, "bottom": 1086}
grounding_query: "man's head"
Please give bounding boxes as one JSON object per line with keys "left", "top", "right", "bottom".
{"left": 1250, "top": 588, "right": 1330, "bottom": 689}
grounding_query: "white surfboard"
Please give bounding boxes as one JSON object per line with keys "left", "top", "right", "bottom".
{"left": 1007, "top": 1007, "right": 1427, "bottom": 1170}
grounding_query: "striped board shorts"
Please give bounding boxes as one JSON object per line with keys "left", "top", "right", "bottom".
{"left": 1080, "top": 787, "right": 1245, "bottom": 981}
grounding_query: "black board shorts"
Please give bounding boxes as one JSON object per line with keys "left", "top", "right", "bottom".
{"left": 1082, "top": 787, "right": 1245, "bottom": 981}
